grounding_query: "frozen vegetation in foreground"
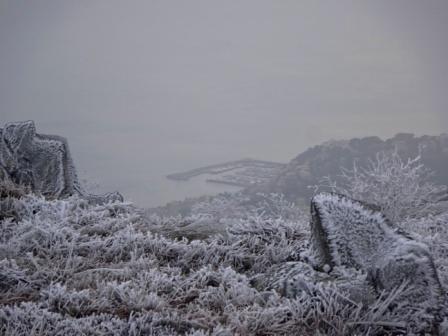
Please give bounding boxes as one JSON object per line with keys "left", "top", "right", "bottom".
{"left": 1, "top": 177, "right": 447, "bottom": 335}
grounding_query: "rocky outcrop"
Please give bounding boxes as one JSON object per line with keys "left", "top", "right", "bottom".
{"left": 0, "top": 121, "right": 122, "bottom": 204}
{"left": 310, "top": 193, "right": 444, "bottom": 318}
{"left": 254, "top": 193, "right": 445, "bottom": 333}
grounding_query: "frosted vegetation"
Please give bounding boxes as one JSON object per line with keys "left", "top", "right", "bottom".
{"left": 1, "top": 153, "right": 447, "bottom": 335}
{"left": 319, "top": 150, "right": 448, "bottom": 224}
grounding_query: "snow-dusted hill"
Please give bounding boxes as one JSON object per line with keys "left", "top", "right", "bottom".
{"left": 252, "top": 133, "right": 448, "bottom": 202}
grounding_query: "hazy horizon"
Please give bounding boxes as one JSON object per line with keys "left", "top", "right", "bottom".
{"left": 1, "top": 1, "right": 447, "bottom": 206}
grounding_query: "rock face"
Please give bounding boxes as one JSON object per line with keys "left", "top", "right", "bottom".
{"left": 0, "top": 121, "right": 122, "bottom": 203}
{"left": 252, "top": 133, "right": 448, "bottom": 202}
{"left": 253, "top": 193, "right": 445, "bottom": 332}
{"left": 310, "top": 193, "right": 444, "bottom": 312}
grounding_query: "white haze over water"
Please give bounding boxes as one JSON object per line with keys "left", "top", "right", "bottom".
{"left": 1, "top": 1, "right": 447, "bottom": 206}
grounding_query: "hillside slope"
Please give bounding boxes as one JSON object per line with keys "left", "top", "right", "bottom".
{"left": 252, "top": 133, "right": 448, "bottom": 202}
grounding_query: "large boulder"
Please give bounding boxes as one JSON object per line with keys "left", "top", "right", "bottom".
{"left": 0, "top": 121, "right": 122, "bottom": 204}
{"left": 310, "top": 193, "right": 444, "bottom": 314}
{"left": 253, "top": 193, "right": 445, "bottom": 333}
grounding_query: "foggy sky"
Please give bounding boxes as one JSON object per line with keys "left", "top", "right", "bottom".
{"left": 1, "top": 1, "right": 447, "bottom": 205}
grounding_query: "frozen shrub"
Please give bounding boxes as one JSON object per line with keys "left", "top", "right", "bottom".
{"left": 320, "top": 151, "right": 447, "bottom": 223}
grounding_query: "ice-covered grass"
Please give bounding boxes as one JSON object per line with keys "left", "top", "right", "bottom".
{"left": 1, "top": 184, "right": 447, "bottom": 335}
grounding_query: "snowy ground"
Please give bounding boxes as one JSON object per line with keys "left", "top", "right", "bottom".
{"left": 1, "top": 185, "right": 447, "bottom": 335}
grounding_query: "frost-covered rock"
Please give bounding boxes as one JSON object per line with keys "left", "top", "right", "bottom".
{"left": 371, "top": 240, "right": 444, "bottom": 311}
{"left": 0, "top": 121, "right": 122, "bottom": 204}
{"left": 310, "top": 192, "right": 444, "bottom": 315}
